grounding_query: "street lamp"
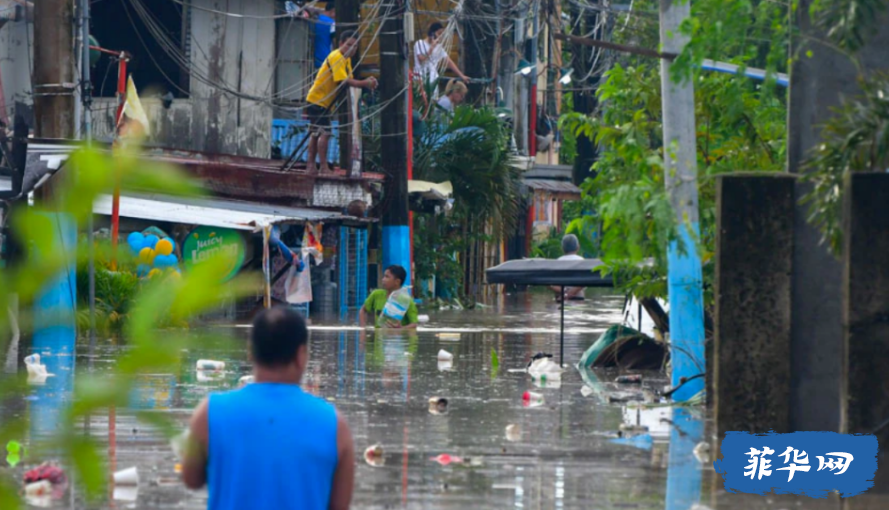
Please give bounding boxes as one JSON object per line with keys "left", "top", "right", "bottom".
{"left": 515, "top": 59, "right": 535, "bottom": 76}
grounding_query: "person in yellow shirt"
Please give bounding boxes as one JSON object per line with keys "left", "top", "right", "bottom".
{"left": 305, "top": 30, "right": 378, "bottom": 173}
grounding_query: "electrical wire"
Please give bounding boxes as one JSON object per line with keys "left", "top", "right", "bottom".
{"left": 124, "top": 0, "right": 389, "bottom": 105}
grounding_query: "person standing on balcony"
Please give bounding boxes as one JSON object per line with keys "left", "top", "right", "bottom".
{"left": 305, "top": 31, "right": 377, "bottom": 174}
{"left": 414, "top": 22, "right": 468, "bottom": 97}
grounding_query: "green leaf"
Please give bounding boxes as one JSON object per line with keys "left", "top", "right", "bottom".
{"left": 68, "top": 436, "right": 106, "bottom": 500}
{"left": 490, "top": 348, "right": 500, "bottom": 374}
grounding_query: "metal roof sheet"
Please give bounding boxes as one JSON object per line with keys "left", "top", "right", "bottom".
{"left": 93, "top": 193, "right": 347, "bottom": 232}
{"left": 523, "top": 179, "right": 582, "bottom": 196}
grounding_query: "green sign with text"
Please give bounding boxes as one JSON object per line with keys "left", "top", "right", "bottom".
{"left": 182, "top": 226, "right": 246, "bottom": 282}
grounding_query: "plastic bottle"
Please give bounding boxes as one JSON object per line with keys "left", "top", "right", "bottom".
{"left": 378, "top": 286, "right": 413, "bottom": 327}
{"left": 522, "top": 391, "right": 545, "bottom": 408}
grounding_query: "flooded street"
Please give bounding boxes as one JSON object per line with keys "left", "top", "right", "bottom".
{"left": 5, "top": 290, "right": 866, "bottom": 509}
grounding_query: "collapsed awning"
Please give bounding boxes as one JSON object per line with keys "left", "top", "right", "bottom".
{"left": 93, "top": 193, "right": 353, "bottom": 232}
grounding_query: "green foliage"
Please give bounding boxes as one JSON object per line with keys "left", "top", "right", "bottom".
{"left": 490, "top": 347, "right": 500, "bottom": 375}
{"left": 409, "top": 105, "right": 523, "bottom": 300}
{"left": 559, "top": 0, "right": 790, "bottom": 304}
{"left": 414, "top": 105, "right": 523, "bottom": 237}
{"left": 801, "top": 72, "right": 889, "bottom": 256}
{"left": 0, "top": 145, "right": 258, "bottom": 508}
{"left": 810, "top": 0, "right": 888, "bottom": 52}
{"left": 531, "top": 228, "right": 564, "bottom": 259}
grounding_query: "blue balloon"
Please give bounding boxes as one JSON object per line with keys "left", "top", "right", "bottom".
{"left": 154, "top": 254, "right": 179, "bottom": 268}
{"left": 136, "top": 264, "right": 150, "bottom": 277}
{"left": 127, "top": 232, "right": 145, "bottom": 253}
{"left": 143, "top": 235, "right": 160, "bottom": 251}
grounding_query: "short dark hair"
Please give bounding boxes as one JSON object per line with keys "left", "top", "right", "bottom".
{"left": 325, "top": 1, "right": 335, "bottom": 10}
{"left": 251, "top": 307, "right": 308, "bottom": 366}
{"left": 338, "top": 30, "right": 357, "bottom": 44}
{"left": 386, "top": 265, "right": 407, "bottom": 287}
{"left": 428, "top": 22, "right": 444, "bottom": 37}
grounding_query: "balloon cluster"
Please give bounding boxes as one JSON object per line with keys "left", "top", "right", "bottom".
{"left": 126, "top": 231, "right": 181, "bottom": 279}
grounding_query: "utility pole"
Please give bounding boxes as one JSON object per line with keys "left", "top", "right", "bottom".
{"left": 658, "top": 0, "right": 705, "bottom": 402}
{"left": 337, "top": 0, "right": 359, "bottom": 172}
{"left": 80, "top": 0, "right": 96, "bottom": 349}
{"left": 380, "top": 0, "right": 411, "bottom": 283}
{"left": 33, "top": 0, "right": 76, "bottom": 200}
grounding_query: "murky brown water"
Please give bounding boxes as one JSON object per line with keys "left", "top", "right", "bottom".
{"left": 4, "top": 290, "right": 881, "bottom": 509}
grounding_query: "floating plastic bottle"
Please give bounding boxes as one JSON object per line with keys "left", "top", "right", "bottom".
{"left": 522, "top": 391, "right": 545, "bottom": 408}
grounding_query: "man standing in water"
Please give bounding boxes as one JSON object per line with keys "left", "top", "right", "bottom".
{"left": 306, "top": 31, "right": 378, "bottom": 173}
{"left": 182, "top": 307, "right": 355, "bottom": 510}
{"left": 360, "top": 265, "right": 419, "bottom": 329}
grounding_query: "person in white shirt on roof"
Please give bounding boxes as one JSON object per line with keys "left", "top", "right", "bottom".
{"left": 551, "top": 234, "right": 586, "bottom": 302}
{"left": 414, "top": 22, "right": 468, "bottom": 96}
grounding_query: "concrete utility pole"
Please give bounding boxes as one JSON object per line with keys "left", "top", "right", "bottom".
{"left": 658, "top": 0, "right": 705, "bottom": 402}
{"left": 80, "top": 0, "right": 96, "bottom": 349}
{"left": 33, "top": 0, "right": 76, "bottom": 200}
{"left": 337, "top": 0, "right": 359, "bottom": 172}
{"left": 380, "top": 0, "right": 411, "bottom": 283}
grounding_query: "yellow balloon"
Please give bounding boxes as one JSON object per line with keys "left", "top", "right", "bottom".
{"left": 155, "top": 239, "right": 173, "bottom": 256}
{"left": 148, "top": 268, "right": 162, "bottom": 279}
{"left": 139, "top": 247, "right": 156, "bottom": 265}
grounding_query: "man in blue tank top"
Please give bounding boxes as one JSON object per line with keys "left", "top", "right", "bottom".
{"left": 181, "top": 307, "right": 355, "bottom": 510}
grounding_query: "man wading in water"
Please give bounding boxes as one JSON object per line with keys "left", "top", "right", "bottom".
{"left": 182, "top": 307, "right": 355, "bottom": 510}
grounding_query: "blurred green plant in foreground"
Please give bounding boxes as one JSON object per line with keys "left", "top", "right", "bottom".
{"left": 0, "top": 144, "right": 259, "bottom": 508}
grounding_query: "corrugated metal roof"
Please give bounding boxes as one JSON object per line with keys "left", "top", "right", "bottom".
{"left": 93, "top": 193, "right": 347, "bottom": 232}
{"left": 523, "top": 179, "right": 582, "bottom": 196}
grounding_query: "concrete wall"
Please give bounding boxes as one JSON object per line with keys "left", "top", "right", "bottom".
{"left": 0, "top": 8, "right": 33, "bottom": 125}
{"left": 92, "top": 0, "right": 275, "bottom": 158}
{"left": 787, "top": 1, "right": 889, "bottom": 432}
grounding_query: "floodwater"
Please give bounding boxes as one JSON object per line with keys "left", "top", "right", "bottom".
{"left": 3, "top": 290, "right": 877, "bottom": 509}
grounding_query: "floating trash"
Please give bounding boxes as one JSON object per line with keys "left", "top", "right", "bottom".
{"left": 238, "top": 375, "right": 255, "bottom": 386}
{"left": 113, "top": 486, "right": 139, "bottom": 502}
{"left": 24, "top": 462, "right": 67, "bottom": 485}
{"left": 428, "top": 397, "right": 449, "bottom": 415}
{"left": 437, "top": 349, "right": 454, "bottom": 361}
{"left": 505, "top": 424, "right": 521, "bottom": 442}
{"left": 527, "top": 357, "right": 563, "bottom": 381}
{"left": 615, "top": 374, "right": 642, "bottom": 384}
{"left": 24, "top": 354, "right": 53, "bottom": 384}
{"left": 196, "top": 359, "right": 225, "bottom": 371}
{"left": 437, "top": 360, "right": 453, "bottom": 372}
{"left": 522, "top": 391, "right": 545, "bottom": 408}
{"left": 693, "top": 441, "right": 710, "bottom": 464}
{"left": 113, "top": 467, "right": 139, "bottom": 486}
{"left": 418, "top": 314, "right": 430, "bottom": 323}
{"left": 431, "top": 453, "right": 463, "bottom": 466}
{"left": 364, "top": 444, "right": 385, "bottom": 467}
{"left": 436, "top": 332, "right": 461, "bottom": 341}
